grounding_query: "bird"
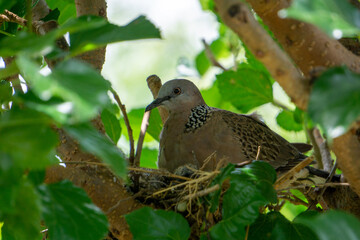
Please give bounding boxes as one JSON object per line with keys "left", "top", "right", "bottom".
{"left": 145, "top": 79, "right": 325, "bottom": 178}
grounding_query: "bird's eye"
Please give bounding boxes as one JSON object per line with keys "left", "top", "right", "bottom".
{"left": 173, "top": 87, "right": 181, "bottom": 95}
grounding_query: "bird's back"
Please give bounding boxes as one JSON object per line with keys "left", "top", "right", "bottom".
{"left": 158, "top": 105, "right": 306, "bottom": 173}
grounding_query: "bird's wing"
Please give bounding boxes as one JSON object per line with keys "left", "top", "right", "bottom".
{"left": 212, "top": 108, "right": 305, "bottom": 169}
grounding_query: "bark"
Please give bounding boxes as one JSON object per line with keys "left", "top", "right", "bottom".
{"left": 214, "top": 0, "right": 360, "bottom": 206}
{"left": 246, "top": 0, "right": 360, "bottom": 76}
{"left": 74, "top": 0, "right": 107, "bottom": 71}
{"left": 28, "top": 0, "right": 141, "bottom": 238}
{"left": 213, "top": 0, "right": 309, "bottom": 110}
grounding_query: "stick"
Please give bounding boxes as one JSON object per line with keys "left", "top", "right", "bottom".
{"left": 134, "top": 111, "right": 150, "bottom": 167}
{"left": 202, "top": 39, "right": 226, "bottom": 71}
{"left": 111, "top": 89, "right": 135, "bottom": 165}
{"left": 182, "top": 184, "right": 220, "bottom": 201}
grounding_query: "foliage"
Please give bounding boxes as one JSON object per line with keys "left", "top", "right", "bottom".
{"left": 286, "top": 0, "right": 360, "bottom": 38}
{"left": 1, "top": 0, "right": 360, "bottom": 239}
{"left": 308, "top": 66, "right": 360, "bottom": 139}
{"left": 0, "top": 1, "right": 160, "bottom": 239}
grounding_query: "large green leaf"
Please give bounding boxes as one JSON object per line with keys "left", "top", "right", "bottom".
{"left": 38, "top": 181, "right": 108, "bottom": 240}
{"left": 248, "top": 212, "right": 318, "bottom": 240}
{"left": 0, "top": 31, "right": 57, "bottom": 57}
{"left": 125, "top": 207, "right": 190, "bottom": 240}
{"left": 17, "top": 56, "right": 111, "bottom": 122}
{"left": 216, "top": 68, "right": 273, "bottom": 113}
{"left": 68, "top": 15, "right": 161, "bottom": 55}
{"left": 1, "top": 180, "right": 41, "bottom": 240}
{"left": 0, "top": 108, "right": 58, "bottom": 169}
{"left": 308, "top": 66, "right": 360, "bottom": 138}
{"left": 101, "top": 108, "right": 121, "bottom": 144}
{"left": 286, "top": 0, "right": 360, "bottom": 37}
{"left": 276, "top": 110, "right": 303, "bottom": 132}
{"left": 209, "top": 162, "right": 277, "bottom": 240}
{"left": 64, "top": 123, "right": 127, "bottom": 178}
{"left": 295, "top": 210, "right": 360, "bottom": 240}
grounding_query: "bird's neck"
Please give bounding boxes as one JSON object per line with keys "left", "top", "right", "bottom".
{"left": 166, "top": 104, "right": 211, "bottom": 133}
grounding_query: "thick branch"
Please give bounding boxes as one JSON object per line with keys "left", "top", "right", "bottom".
{"left": 246, "top": 0, "right": 360, "bottom": 75}
{"left": 214, "top": 0, "right": 310, "bottom": 110}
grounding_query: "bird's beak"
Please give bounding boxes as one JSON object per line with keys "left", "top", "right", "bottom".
{"left": 145, "top": 96, "right": 171, "bottom": 112}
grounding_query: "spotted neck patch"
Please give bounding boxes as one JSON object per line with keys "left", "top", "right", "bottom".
{"left": 184, "top": 105, "right": 212, "bottom": 132}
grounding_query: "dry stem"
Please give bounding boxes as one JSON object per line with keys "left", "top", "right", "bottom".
{"left": 111, "top": 89, "right": 135, "bottom": 165}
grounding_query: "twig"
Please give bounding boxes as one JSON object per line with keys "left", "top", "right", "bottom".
{"left": 106, "top": 191, "right": 142, "bottom": 214}
{"left": 276, "top": 182, "right": 349, "bottom": 192}
{"left": 313, "top": 128, "right": 333, "bottom": 172}
{"left": 245, "top": 225, "right": 250, "bottom": 240}
{"left": 134, "top": 111, "right": 150, "bottom": 167}
{"left": 0, "top": 10, "right": 27, "bottom": 26}
{"left": 152, "top": 171, "right": 219, "bottom": 196}
{"left": 307, "top": 127, "right": 323, "bottom": 169}
{"left": 111, "top": 89, "right": 135, "bottom": 165}
{"left": 255, "top": 146, "right": 261, "bottom": 160}
{"left": 274, "top": 156, "right": 314, "bottom": 190}
{"left": 182, "top": 184, "right": 220, "bottom": 201}
{"left": 202, "top": 39, "right": 227, "bottom": 71}
{"left": 62, "top": 161, "right": 192, "bottom": 181}
{"left": 278, "top": 194, "right": 308, "bottom": 207}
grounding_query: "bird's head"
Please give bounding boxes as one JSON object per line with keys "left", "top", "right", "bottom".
{"left": 145, "top": 79, "right": 206, "bottom": 113}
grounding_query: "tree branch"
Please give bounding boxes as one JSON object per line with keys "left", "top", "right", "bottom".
{"left": 111, "top": 89, "right": 135, "bottom": 165}
{"left": 213, "top": 0, "right": 310, "bottom": 110}
{"left": 245, "top": 0, "right": 360, "bottom": 75}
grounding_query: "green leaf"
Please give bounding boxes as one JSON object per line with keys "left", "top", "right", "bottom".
{"left": 41, "top": 8, "right": 60, "bottom": 22}
{"left": 123, "top": 108, "right": 159, "bottom": 142}
{"left": 148, "top": 110, "right": 162, "bottom": 141}
{"left": 101, "top": 108, "right": 121, "bottom": 143}
{"left": 1, "top": 180, "right": 41, "bottom": 240}
{"left": 308, "top": 66, "right": 360, "bottom": 138}
{"left": 210, "top": 162, "right": 277, "bottom": 240}
{"left": 294, "top": 210, "right": 360, "bottom": 240}
{"left": 17, "top": 56, "right": 111, "bottom": 122}
{"left": 0, "top": 0, "right": 16, "bottom": 13}
{"left": 140, "top": 148, "right": 158, "bottom": 169}
{"left": 195, "top": 38, "right": 231, "bottom": 76}
{"left": 276, "top": 110, "right": 303, "bottom": 132}
{"left": 233, "top": 161, "right": 277, "bottom": 184}
{"left": 286, "top": 0, "right": 360, "bottom": 38}
{"left": 0, "top": 31, "right": 56, "bottom": 57}
{"left": 0, "top": 108, "right": 58, "bottom": 169}
{"left": 64, "top": 123, "right": 127, "bottom": 178}
{"left": 195, "top": 51, "right": 211, "bottom": 76}
{"left": 216, "top": 68, "right": 273, "bottom": 113}
{"left": 0, "top": 80, "right": 12, "bottom": 104}
{"left": 249, "top": 212, "right": 318, "bottom": 240}
{"left": 69, "top": 15, "right": 161, "bottom": 55}
{"left": 45, "top": 0, "right": 76, "bottom": 24}
{"left": 38, "top": 181, "right": 108, "bottom": 240}
{"left": 207, "top": 164, "right": 235, "bottom": 212}
{"left": 0, "top": 153, "right": 23, "bottom": 213}
{"left": 125, "top": 207, "right": 190, "bottom": 240}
